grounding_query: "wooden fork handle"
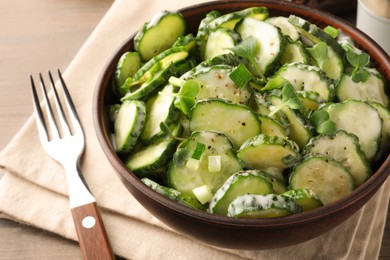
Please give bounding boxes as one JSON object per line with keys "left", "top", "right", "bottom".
{"left": 71, "top": 202, "right": 115, "bottom": 260}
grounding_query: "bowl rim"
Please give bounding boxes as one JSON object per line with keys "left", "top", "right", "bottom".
{"left": 93, "top": 0, "right": 390, "bottom": 228}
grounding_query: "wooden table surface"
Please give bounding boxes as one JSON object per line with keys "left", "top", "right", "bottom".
{"left": 0, "top": 0, "right": 388, "bottom": 259}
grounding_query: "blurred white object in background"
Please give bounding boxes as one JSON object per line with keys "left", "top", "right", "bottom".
{"left": 357, "top": 0, "right": 390, "bottom": 54}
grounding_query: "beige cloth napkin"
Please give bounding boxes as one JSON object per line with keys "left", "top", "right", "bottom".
{"left": 0, "top": 0, "right": 389, "bottom": 259}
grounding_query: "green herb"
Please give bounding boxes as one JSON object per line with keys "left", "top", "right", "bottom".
{"left": 168, "top": 76, "right": 186, "bottom": 87}
{"left": 323, "top": 25, "right": 339, "bottom": 38}
{"left": 191, "top": 142, "right": 206, "bottom": 160}
{"left": 261, "top": 76, "right": 287, "bottom": 91}
{"left": 346, "top": 51, "right": 370, "bottom": 83}
{"left": 268, "top": 83, "right": 305, "bottom": 116}
{"left": 228, "top": 64, "right": 253, "bottom": 88}
{"left": 309, "top": 110, "right": 336, "bottom": 134}
{"left": 229, "top": 36, "right": 265, "bottom": 80}
{"left": 307, "top": 42, "right": 329, "bottom": 70}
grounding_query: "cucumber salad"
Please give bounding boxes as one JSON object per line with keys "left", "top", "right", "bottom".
{"left": 110, "top": 7, "right": 389, "bottom": 218}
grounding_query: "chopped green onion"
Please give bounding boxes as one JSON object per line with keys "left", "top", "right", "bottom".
{"left": 324, "top": 25, "right": 339, "bottom": 39}
{"left": 168, "top": 76, "right": 186, "bottom": 87}
{"left": 186, "top": 157, "right": 200, "bottom": 170}
{"left": 192, "top": 185, "right": 213, "bottom": 205}
{"left": 191, "top": 142, "right": 206, "bottom": 160}
{"left": 229, "top": 64, "right": 253, "bottom": 88}
{"left": 208, "top": 155, "right": 221, "bottom": 172}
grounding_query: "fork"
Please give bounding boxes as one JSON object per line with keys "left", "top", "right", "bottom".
{"left": 30, "top": 70, "right": 114, "bottom": 260}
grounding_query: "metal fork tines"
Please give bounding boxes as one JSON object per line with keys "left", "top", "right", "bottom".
{"left": 30, "top": 70, "right": 114, "bottom": 260}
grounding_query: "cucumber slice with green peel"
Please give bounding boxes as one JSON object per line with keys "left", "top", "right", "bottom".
{"left": 336, "top": 69, "right": 389, "bottom": 107}
{"left": 288, "top": 15, "right": 345, "bottom": 58}
{"left": 258, "top": 115, "right": 288, "bottom": 137}
{"left": 121, "top": 50, "right": 189, "bottom": 101}
{"left": 168, "top": 131, "right": 243, "bottom": 197}
{"left": 196, "top": 10, "right": 221, "bottom": 59}
{"left": 115, "top": 52, "right": 142, "bottom": 96}
{"left": 303, "top": 130, "right": 371, "bottom": 187}
{"left": 243, "top": 170, "right": 287, "bottom": 194}
{"left": 316, "top": 45, "right": 344, "bottom": 80}
{"left": 134, "top": 11, "right": 187, "bottom": 61}
{"left": 114, "top": 100, "right": 146, "bottom": 153}
{"left": 274, "top": 62, "right": 334, "bottom": 101}
{"left": 141, "top": 178, "right": 205, "bottom": 210}
{"left": 280, "top": 39, "right": 309, "bottom": 65}
{"left": 252, "top": 93, "right": 272, "bottom": 116}
{"left": 209, "top": 171, "right": 275, "bottom": 215}
{"left": 173, "top": 33, "right": 197, "bottom": 52}
{"left": 235, "top": 18, "right": 284, "bottom": 76}
{"left": 227, "top": 194, "right": 302, "bottom": 218}
{"left": 181, "top": 65, "right": 252, "bottom": 106}
{"left": 189, "top": 98, "right": 262, "bottom": 149}
{"left": 132, "top": 46, "right": 189, "bottom": 84}
{"left": 282, "top": 188, "right": 323, "bottom": 211}
{"left": 268, "top": 95, "right": 313, "bottom": 149}
{"left": 296, "top": 90, "right": 325, "bottom": 111}
{"left": 126, "top": 124, "right": 182, "bottom": 175}
{"left": 368, "top": 102, "right": 390, "bottom": 162}
{"left": 327, "top": 100, "right": 382, "bottom": 161}
{"left": 266, "top": 16, "right": 300, "bottom": 41}
{"left": 140, "top": 84, "right": 179, "bottom": 144}
{"left": 203, "top": 28, "right": 240, "bottom": 60}
{"left": 237, "top": 134, "right": 299, "bottom": 179}
{"left": 201, "top": 53, "right": 244, "bottom": 68}
{"left": 207, "top": 7, "right": 269, "bottom": 31}
{"left": 289, "top": 155, "right": 355, "bottom": 205}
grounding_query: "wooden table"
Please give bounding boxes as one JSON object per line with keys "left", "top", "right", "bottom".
{"left": 0, "top": 0, "right": 388, "bottom": 259}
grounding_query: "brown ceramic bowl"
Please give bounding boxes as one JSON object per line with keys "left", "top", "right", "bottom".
{"left": 93, "top": 0, "right": 390, "bottom": 250}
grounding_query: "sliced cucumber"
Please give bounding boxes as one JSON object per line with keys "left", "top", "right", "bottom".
{"left": 181, "top": 65, "right": 252, "bottom": 106}
{"left": 173, "top": 33, "right": 197, "bottom": 52}
{"left": 236, "top": 18, "right": 284, "bottom": 76}
{"left": 227, "top": 194, "right": 302, "bottom": 218}
{"left": 121, "top": 48, "right": 189, "bottom": 101}
{"left": 268, "top": 95, "right": 313, "bottom": 149}
{"left": 275, "top": 62, "right": 334, "bottom": 101}
{"left": 267, "top": 16, "right": 300, "bottom": 41}
{"left": 288, "top": 15, "right": 345, "bottom": 58}
{"left": 290, "top": 155, "right": 355, "bottom": 205}
{"left": 327, "top": 100, "right": 382, "bottom": 161}
{"left": 207, "top": 7, "right": 269, "bottom": 30}
{"left": 196, "top": 10, "right": 221, "bottom": 59}
{"left": 280, "top": 38, "right": 309, "bottom": 65}
{"left": 132, "top": 46, "right": 189, "bottom": 84}
{"left": 336, "top": 69, "right": 389, "bottom": 107}
{"left": 168, "top": 131, "right": 243, "bottom": 196}
{"left": 141, "top": 178, "right": 205, "bottom": 210}
{"left": 282, "top": 188, "right": 323, "bottom": 211}
{"left": 189, "top": 98, "right": 262, "bottom": 149}
{"left": 304, "top": 130, "right": 372, "bottom": 186}
{"left": 296, "top": 90, "right": 325, "bottom": 111}
{"left": 203, "top": 28, "right": 240, "bottom": 60}
{"left": 134, "top": 11, "right": 186, "bottom": 61}
{"left": 258, "top": 115, "right": 288, "bottom": 137}
{"left": 209, "top": 171, "right": 274, "bottom": 215}
{"left": 140, "top": 84, "right": 179, "bottom": 144}
{"left": 237, "top": 134, "right": 299, "bottom": 180}
{"left": 126, "top": 124, "right": 182, "bottom": 175}
{"left": 114, "top": 100, "right": 146, "bottom": 153}
{"left": 115, "top": 52, "right": 142, "bottom": 97}
{"left": 369, "top": 102, "right": 390, "bottom": 161}
{"left": 317, "top": 45, "right": 344, "bottom": 80}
